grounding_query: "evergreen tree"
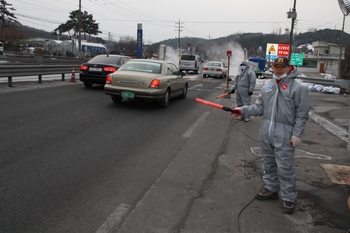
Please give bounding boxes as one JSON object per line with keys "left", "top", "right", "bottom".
{"left": 0, "top": 0, "right": 20, "bottom": 39}
{"left": 53, "top": 10, "right": 101, "bottom": 41}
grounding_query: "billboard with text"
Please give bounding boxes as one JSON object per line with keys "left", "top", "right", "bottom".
{"left": 266, "top": 43, "right": 290, "bottom": 62}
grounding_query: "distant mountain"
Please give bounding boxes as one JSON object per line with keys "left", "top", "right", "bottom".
{"left": 4, "top": 23, "right": 350, "bottom": 61}
{"left": 157, "top": 29, "right": 350, "bottom": 60}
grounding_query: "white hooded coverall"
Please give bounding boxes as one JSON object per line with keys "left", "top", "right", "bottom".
{"left": 231, "top": 60, "right": 256, "bottom": 107}
{"left": 241, "top": 66, "right": 310, "bottom": 203}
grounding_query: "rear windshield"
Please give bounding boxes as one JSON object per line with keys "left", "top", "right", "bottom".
{"left": 207, "top": 62, "right": 221, "bottom": 67}
{"left": 181, "top": 55, "right": 196, "bottom": 61}
{"left": 88, "top": 55, "right": 122, "bottom": 65}
{"left": 120, "top": 61, "right": 162, "bottom": 74}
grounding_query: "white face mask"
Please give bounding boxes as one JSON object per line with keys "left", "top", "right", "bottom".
{"left": 273, "top": 73, "right": 287, "bottom": 80}
{"left": 240, "top": 66, "right": 246, "bottom": 71}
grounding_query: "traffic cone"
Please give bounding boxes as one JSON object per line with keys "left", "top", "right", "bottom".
{"left": 70, "top": 63, "right": 76, "bottom": 83}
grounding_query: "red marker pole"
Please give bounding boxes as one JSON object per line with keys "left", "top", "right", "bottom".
{"left": 216, "top": 93, "right": 229, "bottom": 99}
{"left": 195, "top": 98, "right": 233, "bottom": 112}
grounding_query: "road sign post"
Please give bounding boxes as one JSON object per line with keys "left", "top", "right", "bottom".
{"left": 225, "top": 50, "right": 232, "bottom": 98}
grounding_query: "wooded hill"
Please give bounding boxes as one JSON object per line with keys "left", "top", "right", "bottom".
{"left": 2, "top": 22, "right": 350, "bottom": 61}
{"left": 159, "top": 28, "right": 350, "bottom": 60}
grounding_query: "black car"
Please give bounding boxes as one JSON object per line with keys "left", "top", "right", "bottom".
{"left": 79, "top": 54, "right": 131, "bottom": 88}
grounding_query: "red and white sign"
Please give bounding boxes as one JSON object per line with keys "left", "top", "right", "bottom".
{"left": 266, "top": 43, "right": 290, "bottom": 61}
{"left": 277, "top": 44, "right": 290, "bottom": 57}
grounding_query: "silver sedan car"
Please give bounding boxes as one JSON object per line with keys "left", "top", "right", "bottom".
{"left": 202, "top": 61, "right": 227, "bottom": 78}
{"left": 104, "top": 59, "right": 188, "bottom": 108}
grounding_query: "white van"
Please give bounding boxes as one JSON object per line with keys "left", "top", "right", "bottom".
{"left": 179, "top": 54, "right": 203, "bottom": 74}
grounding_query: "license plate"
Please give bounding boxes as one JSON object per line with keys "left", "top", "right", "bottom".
{"left": 121, "top": 91, "right": 134, "bottom": 98}
{"left": 89, "top": 67, "right": 102, "bottom": 71}
{"left": 210, "top": 68, "right": 215, "bottom": 71}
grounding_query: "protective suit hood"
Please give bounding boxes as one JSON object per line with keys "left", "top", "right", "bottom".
{"left": 240, "top": 60, "right": 251, "bottom": 69}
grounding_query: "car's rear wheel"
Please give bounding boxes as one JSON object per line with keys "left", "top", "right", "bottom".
{"left": 158, "top": 89, "right": 170, "bottom": 108}
{"left": 84, "top": 82, "right": 93, "bottom": 88}
{"left": 111, "top": 95, "right": 123, "bottom": 103}
{"left": 179, "top": 85, "right": 188, "bottom": 99}
{"left": 203, "top": 74, "right": 207, "bottom": 78}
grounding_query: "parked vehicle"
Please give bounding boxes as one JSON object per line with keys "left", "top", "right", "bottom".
{"left": 179, "top": 54, "right": 203, "bottom": 74}
{"left": 104, "top": 59, "right": 188, "bottom": 108}
{"left": 0, "top": 41, "right": 4, "bottom": 55}
{"left": 202, "top": 61, "right": 227, "bottom": 78}
{"left": 79, "top": 54, "right": 131, "bottom": 88}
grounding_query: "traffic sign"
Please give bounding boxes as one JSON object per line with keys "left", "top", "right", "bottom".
{"left": 266, "top": 43, "right": 290, "bottom": 61}
{"left": 290, "top": 53, "right": 304, "bottom": 66}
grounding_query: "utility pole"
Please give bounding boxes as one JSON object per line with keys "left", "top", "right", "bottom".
{"left": 287, "top": 0, "right": 297, "bottom": 61}
{"left": 337, "top": 0, "right": 350, "bottom": 78}
{"left": 175, "top": 19, "right": 183, "bottom": 58}
{"left": 78, "top": 0, "right": 82, "bottom": 58}
{"left": 338, "top": 15, "right": 345, "bottom": 78}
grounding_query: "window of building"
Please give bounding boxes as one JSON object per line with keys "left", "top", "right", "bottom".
{"left": 301, "top": 60, "right": 317, "bottom": 68}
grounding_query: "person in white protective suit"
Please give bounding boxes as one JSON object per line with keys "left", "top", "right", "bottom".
{"left": 230, "top": 60, "right": 256, "bottom": 122}
{"left": 231, "top": 57, "right": 311, "bottom": 214}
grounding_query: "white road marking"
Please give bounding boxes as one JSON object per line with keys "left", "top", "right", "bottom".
{"left": 250, "top": 147, "right": 332, "bottom": 160}
{"left": 96, "top": 203, "right": 131, "bottom": 233}
{"left": 188, "top": 84, "right": 203, "bottom": 90}
{"left": 182, "top": 112, "right": 210, "bottom": 138}
{"left": 309, "top": 111, "right": 348, "bottom": 142}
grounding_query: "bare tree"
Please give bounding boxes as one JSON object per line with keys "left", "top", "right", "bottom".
{"left": 116, "top": 36, "right": 137, "bottom": 55}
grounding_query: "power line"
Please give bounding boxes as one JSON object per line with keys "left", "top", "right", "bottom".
{"left": 16, "top": 14, "right": 61, "bottom": 24}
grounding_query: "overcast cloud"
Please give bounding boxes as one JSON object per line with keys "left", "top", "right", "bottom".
{"left": 12, "top": 0, "right": 350, "bottom": 44}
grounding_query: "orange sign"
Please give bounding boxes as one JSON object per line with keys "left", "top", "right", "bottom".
{"left": 268, "top": 45, "right": 276, "bottom": 52}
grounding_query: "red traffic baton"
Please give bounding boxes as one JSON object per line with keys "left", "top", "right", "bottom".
{"left": 216, "top": 93, "right": 229, "bottom": 99}
{"left": 195, "top": 98, "right": 233, "bottom": 112}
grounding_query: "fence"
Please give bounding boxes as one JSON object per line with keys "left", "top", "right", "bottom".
{"left": 261, "top": 72, "right": 350, "bottom": 88}
{"left": 0, "top": 64, "right": 79, "bottom": 87}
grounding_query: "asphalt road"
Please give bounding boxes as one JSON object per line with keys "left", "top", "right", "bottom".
{"left": 2, "top": 75, "right": 350, "bottom": 233}
{"left": 0, "top": 75, "right": 228, "bottom": 233}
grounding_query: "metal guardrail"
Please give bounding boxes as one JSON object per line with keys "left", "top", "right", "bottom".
{"left": 0, "top": 64, "right": 79, "bottom": 87}
{"left": 0, "top": 54, "right": 88, "bottom": 65}
{"left": 261, "top": 72, "right": 350, "bottom": 88}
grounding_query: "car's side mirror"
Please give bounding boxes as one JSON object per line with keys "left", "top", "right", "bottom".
{"left": 173, "top": 71, "right": 186, "bottom": 76}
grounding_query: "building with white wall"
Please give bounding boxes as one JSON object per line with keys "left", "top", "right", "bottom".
{"left": 298, "top": 41, "right": 345, "bottom": 76}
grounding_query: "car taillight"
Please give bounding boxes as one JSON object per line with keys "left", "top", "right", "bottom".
{"left": 149, "top": 79, "right": 160, "bottom": 88}
{"left": 103, "top": 66, "right": 117, "bottom": 72}
{"left": 80, "top": 65, "right": 88, "bottom": 71}
{"left": 204, "top": 67, "right": 209, "bottom": 71}
{"left": 216, "top": 68, "right": 223, "bottom": 72}
{"left": 106, "top": 74, "right": 112, "bottom": 84}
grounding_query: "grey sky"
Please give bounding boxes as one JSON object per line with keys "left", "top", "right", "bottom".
{"left": 12, "top": 0, "right": 350, "bottom": 44}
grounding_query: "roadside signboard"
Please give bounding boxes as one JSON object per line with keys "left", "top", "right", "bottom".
{"left": 290, "top": 53, "right": 304, "bottom": 66}
{"left": 266, "top": 43, "right": 290, "bottom": 61}
{"left": 136, "top": 24, "right": 143, "bottom": 58}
